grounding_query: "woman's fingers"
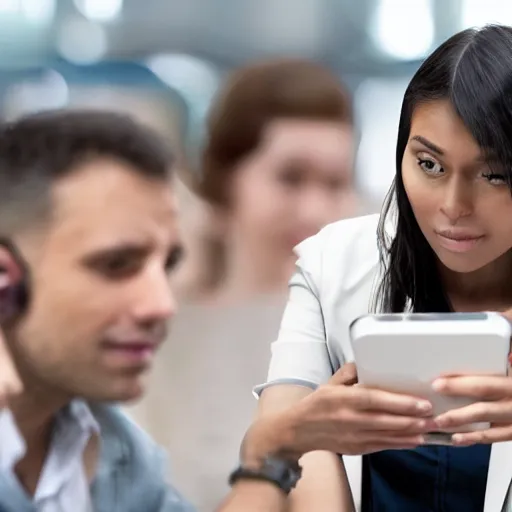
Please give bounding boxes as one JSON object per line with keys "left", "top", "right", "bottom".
{"left": 345, "top": 386, "right": 432, "bottom": 417}
{"left": 344, "top": 433, "right": 426, "bottom": 455}
{"left": 342, "top": 409, "right": 435, "bottom": 432}
{"left": 433, "top": 375, "right": 512, "bottom": 401}
{"left": 452, "top": 424, "right": 512, "bottom": 446}
{"left": 435, "top": 400, "right": 512, "bottom": 429}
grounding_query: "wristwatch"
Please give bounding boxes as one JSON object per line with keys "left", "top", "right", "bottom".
{"left": 228, "top": 456, "right": 303, "bottom": 495}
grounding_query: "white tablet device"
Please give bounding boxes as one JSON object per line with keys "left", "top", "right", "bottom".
{"left": 349, "top": 312, "right": 511, "bottom": 444}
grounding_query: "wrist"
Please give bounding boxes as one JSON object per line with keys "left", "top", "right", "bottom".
{"left": 242, "top": 410, "right": 302, "bottom": 468}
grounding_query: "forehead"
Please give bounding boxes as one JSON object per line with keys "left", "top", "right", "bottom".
{"left": 260, "top": 118, "right": 353, "bottom": 163}
{"left": 45, "top": 158, "right": 179, "bottom": 252}
{"left": 409, "top": 100, "right": 481, "bottom": 158}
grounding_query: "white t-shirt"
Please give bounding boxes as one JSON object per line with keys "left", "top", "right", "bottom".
{"left": 255, "top": 213, "right": 389, "bottom": 395}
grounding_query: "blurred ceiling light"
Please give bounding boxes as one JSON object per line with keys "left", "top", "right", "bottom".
{"left": 57, "top": 18, "right": 107, "bottom": 64}
{"left": 248, "top": 0, "right": 324, "bottom": 54}
{"left": 73, "top": 0, "right": 123, "bottom": 23}
{"left": 147, "top": 54, "right": 219, "bottom": 172}
{"left": 146, "top": 54, "right": 219, "bottom": 103}
{"left": 6, "top": 69, "right": 69, "bottom": 118}
{"left": 20, "top": 0, "right": 55, "bottom": 24}
{"left": 461, "top": 0, "right": 512, "bottom": 28}
{"left": 371, "top": 0, "right": 434, "bottom": 60}
{"left": 0, "top": 0, "right": 18, "bottom": 12}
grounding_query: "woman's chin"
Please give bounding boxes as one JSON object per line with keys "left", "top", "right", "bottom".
{"left": 436, "top": 251, "right": 490, "bottom": 275}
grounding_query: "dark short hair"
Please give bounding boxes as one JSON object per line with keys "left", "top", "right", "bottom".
{"left": 378, "top": 24, "right": 512, "bottom": 313}
{"left": 0, "top": 109, "right": 174, "bottom": 235}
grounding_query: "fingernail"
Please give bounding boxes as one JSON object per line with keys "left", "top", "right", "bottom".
{"left": 432, "top": 379, "right": 445, "bottom": 391}
{"left": 451, "top": 434, "right": 464, "bottom": 446}
{"left": 416, "top": 401, "right": 432, "bottom": 413}
{"left": 417, "top": 435, "right": 426, "bottom": 445}
{"left": 434, "top": 417, "right": 447, "bottom": 428}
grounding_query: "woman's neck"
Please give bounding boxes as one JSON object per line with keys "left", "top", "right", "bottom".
{"left": 441, "top": 250, "right": 512, "bottom": 311}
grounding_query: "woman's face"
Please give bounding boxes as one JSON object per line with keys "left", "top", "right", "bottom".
{"left": 229, "top": 118, "right": 356, "bottom": 253}
{"left": 402, "top": 99, "right": 512, "bottom": 274}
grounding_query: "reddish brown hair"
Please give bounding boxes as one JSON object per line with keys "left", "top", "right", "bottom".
{"left": 198, "top": 58, "right": 353, "bottom": 207}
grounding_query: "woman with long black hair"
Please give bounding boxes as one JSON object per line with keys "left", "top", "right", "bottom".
{"left": 218, "top": 23, "right": 512, "bottom": 512}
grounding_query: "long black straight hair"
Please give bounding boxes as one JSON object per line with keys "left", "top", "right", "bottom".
{"left": 377, "top": 24, "right": 512, "bottom": 313}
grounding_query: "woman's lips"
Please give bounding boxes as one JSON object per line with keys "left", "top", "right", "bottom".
{"left": 435, "top": 230, "right": 485, "bottom": 253}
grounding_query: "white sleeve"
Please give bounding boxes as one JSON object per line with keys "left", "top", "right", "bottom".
{"left": 253, "top": 232, "right": 334, "bottom": 396}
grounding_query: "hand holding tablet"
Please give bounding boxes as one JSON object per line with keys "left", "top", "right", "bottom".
{"left": 350, "top": 312, "right": 511, "bottom": 445}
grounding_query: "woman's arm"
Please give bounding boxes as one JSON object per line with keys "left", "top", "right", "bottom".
{"left": 217, "top": 228, "right": 428, "bottom": 512}
{"left": 216, "top": 385, "right": 354, "bottom": 512}
{"left": 217, "top": 480, "right": 287, "bottom": 512}
{"left": 255, "top": 385, "right": 355, "bottom": 512}
{"left": 289, "top": 450, "right": 354, "bottom": 512}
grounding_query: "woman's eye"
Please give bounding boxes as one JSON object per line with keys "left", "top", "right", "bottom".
{"left": 482, "top": 172, "right": 507, "bottom": 185}
{"left": 417, "top": 158, "right": 443, "bottom": 176}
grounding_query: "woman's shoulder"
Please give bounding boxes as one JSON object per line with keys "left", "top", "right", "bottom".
{"left": 294, "top": 213, "right": 385, "bottom": 301}
{"left": 296, "top": 213, "right": 381, "bottom": 267}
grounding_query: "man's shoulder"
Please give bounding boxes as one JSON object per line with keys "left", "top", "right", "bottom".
{"left": 91, "top": 402, "right": 161, "bottom": 463}
{"left": 89, "top": 403, "right": 195, "bottom": 512}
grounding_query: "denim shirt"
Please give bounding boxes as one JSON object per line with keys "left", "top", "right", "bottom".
{"left": 0, "top": 404, "right": 196, "bottom": 512}
{"left": 361, "top": 444, "right": 491, "bottom": 511}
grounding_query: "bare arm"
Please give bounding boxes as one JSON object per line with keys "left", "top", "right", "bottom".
{"left": 217, "top": 230, "right": 430, "bottom": 512}
{"left": 216, "top": 384, "right": 355, "bottom": 512}
{"left": 217, "top": 362, "right": 430, "bottom": 512}
{"left": 216, "top": 480, "right": 287, "bottom": 512}
{"left": 256, "top": 385, "right": 355, "bottom": 512}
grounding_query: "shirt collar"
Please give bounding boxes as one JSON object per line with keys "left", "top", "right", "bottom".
{"left": 0, "top": 399, "right": 100, "bottom": 474}
{"left": 0, "top": 408, "right": 26, "bottom": 473}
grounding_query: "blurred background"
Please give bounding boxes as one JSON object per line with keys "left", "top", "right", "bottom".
{"left": 3, "top": 1, "right": 507, "bottom": 510}
{"left": 0, "top": 0, "right": 506, "bottom": 201}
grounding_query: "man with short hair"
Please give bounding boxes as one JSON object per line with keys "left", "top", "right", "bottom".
{"left": 0, "top": 110, "right": 193, "bottom": 511}
{"left": 0, "top": 109, "right": 383, "bottom": 512}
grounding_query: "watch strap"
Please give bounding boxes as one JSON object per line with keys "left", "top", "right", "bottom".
{"left": 228, "top": 457, "right": 302, "bottom": 495}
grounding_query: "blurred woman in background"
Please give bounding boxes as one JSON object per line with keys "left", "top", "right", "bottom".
{"left": 175, "top": 58, "right": 362, "bottom": 302}
{"left": 129, "top": 58, "right": 362, "bottom": 512}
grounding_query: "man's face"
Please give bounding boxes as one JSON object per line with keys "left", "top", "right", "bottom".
{"left": 8, "top": 158, "right": 181, "bottom": 403}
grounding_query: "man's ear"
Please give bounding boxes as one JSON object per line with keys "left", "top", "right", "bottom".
{"left": 0, "top": 245, "right": 24, "bottom": 288}
{"left": 0, "top": 242, "right": 29, "bottom": 321}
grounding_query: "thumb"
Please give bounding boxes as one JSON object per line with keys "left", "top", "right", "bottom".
{"left": 329, "top": 362, "right": 358, "bottom": 386}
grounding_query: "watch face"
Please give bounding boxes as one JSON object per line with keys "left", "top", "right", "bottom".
{"left": 263, "top": 457, "right": 302, "bottom": 492}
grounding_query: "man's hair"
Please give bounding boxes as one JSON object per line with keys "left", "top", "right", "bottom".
{"left": 0, "top": 109, "right": 174, "bottom": 235}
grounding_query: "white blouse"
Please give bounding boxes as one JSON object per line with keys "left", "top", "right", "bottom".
{"left": 254, "top": 212, "right": 512, "bottom": 512}
{"left": 255, "top": 213, "right": 387, "bottom": 396}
